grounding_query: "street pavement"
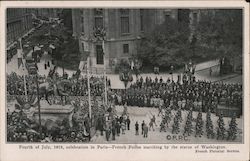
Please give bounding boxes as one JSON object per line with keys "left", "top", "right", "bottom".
{"left": 195, "top": 59, "right": 219, "bottom": 72}
{"left": 6, "top": 53, "right": 243, "bottom": 143}
{"left": 6, "top": 51, "right": 242, "bottom": 90}
{"left": 90, "top": 106, "right": 243, "bottom": 144}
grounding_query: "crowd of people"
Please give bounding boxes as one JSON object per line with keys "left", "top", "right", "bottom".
{"left": 94, "top": 108, "right": 155, "bottom": 140}
{"left": 95, "top": 112, "right": 131, "bottom": 141}
{"left": 6, "top": 68, "right": 242, "bottom": 142}
{"left": 7, "top": 110, "right": 91, "bottom": 142}
{"left": 69, "top": 75, "right": 111, "bottom": 96}
{"left": 7, "top": 72, "right": 46, "bottom": 95}
{"left": 112, "top": 75, "right": 242, "bottom": 114}
{"left": 7, "top": 71, "right": 111, "bottom": 98}
{"left": 7, "top": 96, "right": 107, "bottom": 142}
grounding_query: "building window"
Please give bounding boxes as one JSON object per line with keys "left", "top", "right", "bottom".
{"left": 94, "top": 9, "right": 103, "bottom": 28}
{"left": 96, "top": 45, "right": 104, "bottom": 64}
{"left": 81, "top": 17, "right": 84, "bottom": 33}
{"left": 123, "top": 44, "right": 129, "bottom": 54}
{"left": 193, "top": 12, "right": 198, "bottom": 26}
{"left": 80, "top": 10, "right": 84, "bottom": 33}
{"left": 165, "top": 14, "right": 171, "bottom": 22}
{"left": 140, "top": 9, "right": 144, "bottom": 31}
{"left": 120, "top": 9, "right": 130, "bottom": 34}
{"left": 178, "top": 9, "right": 190, "bottom": 23}
{"left": 164, "top": 11, "right": 171, "bottom": 22}
{"left": 82, "top": 43, "right": 85, "bottom": 51}
{"left": 95, "top": 17, "right": 103, "bottom": 28}
{"left": 94, "top": 9, "right": 103, "bottom": 15}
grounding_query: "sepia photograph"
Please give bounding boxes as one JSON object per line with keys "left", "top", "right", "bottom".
{"left": 5, "top": 7, "right": 244, "bottom": 145}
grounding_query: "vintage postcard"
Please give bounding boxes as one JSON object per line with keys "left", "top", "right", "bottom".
{"left": 0, "top": 1, "right": 249, "bottom": 161}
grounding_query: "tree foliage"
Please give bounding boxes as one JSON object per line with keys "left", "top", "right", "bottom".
{"left": 59, "top": 9, "right": 73, "bottom": 31}
{"left": 227, "top": 115, "right": 238, "bottom": 140}
{"left": 137, "top": 17, "right": 191, "bottom": 68}
{"left": 183, "top": 109, "right": 193, "bottom": 136}
{"left": 206, "top": 110, "right": 215, "bottom": 139}
{"left": 196, "top": 9, "right": 242, "bottom": 59}
{"left": 137, "top": 9, "right": 242, "bottom": 70}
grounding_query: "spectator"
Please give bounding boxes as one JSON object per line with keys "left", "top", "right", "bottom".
{"left": 135, "top": 121, "right": 139, "bottom": 135}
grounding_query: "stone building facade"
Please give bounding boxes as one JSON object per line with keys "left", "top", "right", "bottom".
{"left": 32, "top": 9, "right": 60, "bottom": 19}
{"left": 7, "top": 8, "right": 33, "bottom": 47}
{"left": 72, "top": 9, "right": 197, "bottom": 73}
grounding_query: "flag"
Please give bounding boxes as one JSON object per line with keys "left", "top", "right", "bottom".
{"left": 34, "top": 46, "right": 41, "bottom": 51}
{"left": 18, "top": 38, "right": 23, "bottom": 49}
{"left": 78, "top": 51, "right": 90, "bottom": 71}
{"left": 87, "top": 56, "right": 90, "bottom": 69}
{"left": 78, "top": 60, "right": 87, "bottom": 71}
{"left": 130, "top": 60, "right": 134, "bottom": 70}
{"left": 49, "top": 44, "right": 55, "bottom": 49}
{"left": 17, "top": 49, "right": 23, "bottom": 69}
{"left": 48, "top": 66, "right": 57, "bottom": 78}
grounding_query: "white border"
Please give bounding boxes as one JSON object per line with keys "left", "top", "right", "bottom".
{"left": 0, "top": 1, "right": 249, "bottom": 161}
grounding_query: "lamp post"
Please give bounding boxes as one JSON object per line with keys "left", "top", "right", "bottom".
{"left": 18, "top": 38, "right": 28, "bottom": 102}
{"left": 34, "top": 48, "right": 42, "bottom": 138}
{"left": 62, "top": 54, "right": 66, "bottom": 76}
{"left": 35, "top": 70, "right": 42, "bottom": 138}
{"left": 87, "top": 57, "right": 92, "bottom": 119}
{"left": 170, "top": 65, "right": 174, "bottom": 82}
{"left": 170, "top": 65, "right": 174, "bottom": 92}
{"left": 93, "top": 27, "right": 108, "bottom": 106}
{"left": 102, "top": 40, "right": 108, "bottom": 106}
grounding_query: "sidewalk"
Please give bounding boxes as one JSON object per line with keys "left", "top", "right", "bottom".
{"left": 195, "top": 59, "right": 219, "bottom": 71}
{"left": 90, "top": 106, "right": 242, "bottom": 143}
{"left": 7, "top": 54, "right": 241, "bottom": 88}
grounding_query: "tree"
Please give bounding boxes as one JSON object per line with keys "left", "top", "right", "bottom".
{"left": 137, "top": 17, "right": 191, "bottom": 70}
{"left": 227, "top": 114, "right": 238, "bottom": 140}
{"left": 164, "top": 106, "right": 172, "bottom": 127}
{"left": 195, "top": 111, "right": 204, "bottom": 137}
{"left": 118, "top": 59, "right": 133, "bottom": 88}
{"left": 176, "top": 108, "right": 183, "bottom": 123}
{"left": 217, "top": 113, "right": 226, "bottom": 140}
{"left": 196, "top": 9, "right": 242, "bottom": 69}
{"left": 172, "top": 114, "right": 180, "bottom": 134}
{"left": 206, "top": 110, "right": 215, "bottom": 139}
{"left": 183, "top": 109, "right": 193, "bottom": 136}
{"left": 60, "top": 9, "right": 73, "bottom": 31}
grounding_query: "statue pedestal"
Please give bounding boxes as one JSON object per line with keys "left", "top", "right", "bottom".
{"left": 33, "top": 102, "right": 75, "bottom": 127}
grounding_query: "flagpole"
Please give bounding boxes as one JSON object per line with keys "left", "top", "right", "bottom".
{"left": 102, "top": 39, "right": 108, "bottom": 106}
{"left": 87, "top": 57, "right": 92, "bottom": 119}
{"left": 35, "top": 69, "right": 42, "bottom": 138}
{"left": 19, "top": 38, "right": 28, "bottom": 101}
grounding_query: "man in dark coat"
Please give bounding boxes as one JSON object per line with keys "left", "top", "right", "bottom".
{"left": 135, "top": 121, "right": 139, "bottom": 135}
{"left": 105, "top": 127, "right": 111, "bottom": 141}
{"left": 119, "top": 116, "right": 123, "bottom": 124}
{"left": 111, "top": 124, "right": 116, "bottom": 140}
{"left": 141, "top": 120, "right": 145, "bottom": 135}
{"left": 126, "top": 116, "right": 131, "bottom": 130}
{"left": 116, "top": 121, "right": 121, "bottom": 136}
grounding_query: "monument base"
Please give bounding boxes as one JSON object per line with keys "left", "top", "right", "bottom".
{"left": 33, "top": 102, "right": 75, "bottom": 127}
